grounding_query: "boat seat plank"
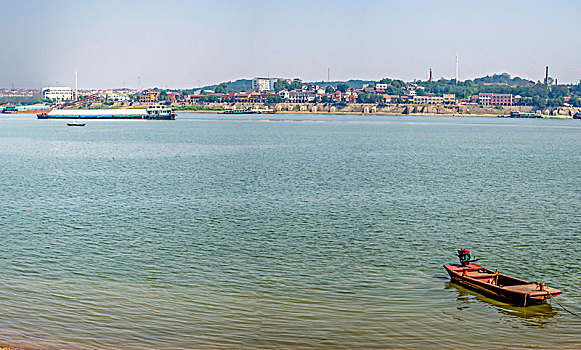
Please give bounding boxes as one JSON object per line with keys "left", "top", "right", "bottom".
{"left": 466, "top": 272, "right": 497, "bottom": 278}
{"left": 502, "top": 284, "right": 561, "bottom": 295}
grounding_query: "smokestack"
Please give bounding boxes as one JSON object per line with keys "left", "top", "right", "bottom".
{"left": 429, "top": 68, "right": 433, "bottom": 83}
{"left": 545, "top": 66, "right": 549, "bottom": 85}
{"left": 455, "top": 53, "right": 459, "bottom": 84}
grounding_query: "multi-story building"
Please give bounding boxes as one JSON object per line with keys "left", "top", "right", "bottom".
{"left": 412, "top": 94, "right": 456, "bottom": 104}
{"left": 443, "top": 94, "right": 456, "bottom": 104}
{"left": 376, "top": 83, "right": 388, "bottom": 90}
{"left": 412, "top": 95, "right": 444, "bottom": 104}
{"left": 479, "top": 93, "right": 513, "bottom": 106}
{"left": 288, "top": 91, "right": 316, "bottom": 103}
{"left": 252, "top": 78, "right": 275, "bottom": 92}
{"left": 106, "top": 92, "right": 130, "bottom": 101}
{"left": 42, "top": 87, "right": 74, "bottom": 102}
{"left": 140, "top": 90, "right": 159, "bottom": 103}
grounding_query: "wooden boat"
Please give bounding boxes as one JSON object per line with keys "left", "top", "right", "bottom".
{"left": 67, "top": 122, "right": 85, "bottom": 127}
{"left": 444, "top": 249, "right": 562, "bottom": 306}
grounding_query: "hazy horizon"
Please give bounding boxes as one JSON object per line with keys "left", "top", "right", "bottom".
{"left": 1, "top": 0, "right": 579, "bottom": 89}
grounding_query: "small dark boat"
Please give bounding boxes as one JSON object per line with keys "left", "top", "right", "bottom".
{"left": 67, "top": 122, "right": 85, "bottom": 127}
{"left": 444, "top": 249, "right": 562, "bottom": 306}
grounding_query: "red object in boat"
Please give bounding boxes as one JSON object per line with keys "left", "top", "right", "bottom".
{"left": 444, "top": 261, "right": 562, "bottom": 306}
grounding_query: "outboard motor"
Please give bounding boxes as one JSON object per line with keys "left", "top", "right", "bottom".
{"left": 457, "top": 249, "right": 475, "bottom": 266}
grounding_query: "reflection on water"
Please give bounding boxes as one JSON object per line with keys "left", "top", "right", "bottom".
{"left": 446, "top": 282, "right": 558, "bottom": 327}
{"left": 0, "top": 114, "right": 579, "bottom": 349}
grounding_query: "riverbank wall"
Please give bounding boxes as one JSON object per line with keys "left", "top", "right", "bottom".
{"left": 181, "top": 103, "right": 580, "bottom": 118}
{"left": 82, "top": 101, "right": 581, "bottom": 118}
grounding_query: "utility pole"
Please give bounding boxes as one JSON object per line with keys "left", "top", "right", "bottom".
{"left": 74, "top": 70, "right": 78, "bottom": 100}
{"left": 328, "top": 67, "right": 330, "bottom": 83}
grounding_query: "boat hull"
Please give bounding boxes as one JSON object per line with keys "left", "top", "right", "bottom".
{"left": 444, "top": 263, "right": 562, "bottom": 306}
{"left": 220, "top": 109, "right": 275, "bottom": 115}
{"left": 38, "top": 114, "right": 175, "bottom": 120}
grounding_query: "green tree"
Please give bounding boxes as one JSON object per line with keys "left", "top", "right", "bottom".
{"left": 274, "top": 80, "right": 289, "bottom": 92}
{"left": 266, "top": 95, "right": 282, "bottom": 104}
{"left": 336, "top": 83, "right": 349, "bottom": 92}
{"left": 158, "top": 90, "right": 168, "bottom": 101}
{"left": 325, "top": 86, "right": 335, "bottom": 94}
{"left": 547, "top": 97, "right": 564, "bottom": 107}
{"left": 532, "top": 96, "right": 547, "bottom": 109}
{"left": 289, "top": 78, "right": 302, "bottom": 90}
{"left": 215, "top": 83, "right": 227, "bottom": 94}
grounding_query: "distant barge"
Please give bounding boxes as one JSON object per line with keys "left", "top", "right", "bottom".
{"left": 3, "top": 105, "right": 53, "bottom": 114}
{"left": 38, "top": 105, "right": 175, "bottom": 120}
{"left": 498, "top": 111, "right": 543, "bottom": 118}
{"left": 220, "top": 107, "right": 275, "bottom": 115}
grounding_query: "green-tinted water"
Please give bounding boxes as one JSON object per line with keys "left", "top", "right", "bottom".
{"left": 0, "top": 114, "right": 579, "bottom": 349}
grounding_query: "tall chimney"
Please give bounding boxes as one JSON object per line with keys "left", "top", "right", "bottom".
{"left": 455, "top": 53, "right": 459, "bottom": 84}
{"left": 545, "top": 66, "right": 549, "bottom": 85}
{"left": 429, "top": 68, "right": 433, "bottom": 83}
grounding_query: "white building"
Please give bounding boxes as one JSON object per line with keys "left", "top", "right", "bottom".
{"left": 42, "top": 87, "right": 74, "bottom": 102}
{"left": 288, "top": 91, "right": 316, "bottom": 103}
{"left": 376, "top": 83, "right": 388, "bottom": 90}
{"left": 106, "top": 92, "right": 130, "bottom": 101}
{"left": 252, "top": 78, "right": 275, "bottom": 92}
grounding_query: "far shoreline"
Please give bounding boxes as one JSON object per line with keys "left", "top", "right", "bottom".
{"left": 176, "top": 110, "right": 573, "bottom": 119}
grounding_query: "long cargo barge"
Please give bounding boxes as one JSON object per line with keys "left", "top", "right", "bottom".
{"left": 508, "top": 111, "right": 542, "bottom": 118}
{"left": 3, "top": 105, "right": 53, "bottom": 114}
{"left": 220, "top": 107, "right": 275, "bottom": 115}
{"left": 37, "top": 105, "right": 175, "bottom": 120}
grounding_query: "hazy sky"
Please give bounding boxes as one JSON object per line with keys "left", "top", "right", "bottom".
{"left": 1, "top": 0, "right": 579, "bottom": 89}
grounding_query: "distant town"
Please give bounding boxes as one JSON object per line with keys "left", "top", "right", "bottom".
{"left": 2, "top": 70, "right": 581, "bottom": 117}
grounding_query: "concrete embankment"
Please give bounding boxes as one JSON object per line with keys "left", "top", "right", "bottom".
{"left": 79, "top": 101, "right": 580, "bottom": 118}
{"left": 178, "top": 102, "right": 580, "bottom": 118}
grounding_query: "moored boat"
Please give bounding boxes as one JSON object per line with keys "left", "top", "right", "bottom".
{"left": 2, "top": 105, "right": 53, "bottom": 114}
{"left": 38, "top": 105, "right": 175, "bottom": 120}
{"left": 508, "top": 111, "right": 543, "bottom": 118}
{"left": 444, "top": 249, "right": 562, "bottom": 306}
{"left": 220, "top": 107, "right": 275, "bottom": 115}
{"left": 573, "top": 112, "right": 581, "bottom": 119}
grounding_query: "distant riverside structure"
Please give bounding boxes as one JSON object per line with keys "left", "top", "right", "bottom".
{"left": 478, "top": 93, "right": 513, "bottom": 106}
{"left": 412, "top": 94, "right": 455, "bottom": 104}
{"left": 252, "top": 78, "right": 276, "bottom": 92}
{"left": 42, "top": 87, "right": 74, "bottom": 102}
{"left": 139, "top": 89, "right": 159, "bottom": 103}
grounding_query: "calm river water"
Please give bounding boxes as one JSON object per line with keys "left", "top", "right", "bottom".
{"left": 0, "top": 113, "right": 579, "bottom": 349}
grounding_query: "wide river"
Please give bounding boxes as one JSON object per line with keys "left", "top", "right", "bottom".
{"left": 0, "top": 113, "right": 579, "bottom": 349}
